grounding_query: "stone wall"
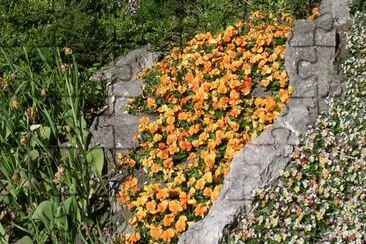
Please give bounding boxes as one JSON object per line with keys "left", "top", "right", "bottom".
{"left": 178, "top": 1, "right": 350, "bottom": 243}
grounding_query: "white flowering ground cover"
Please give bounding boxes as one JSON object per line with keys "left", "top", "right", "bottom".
{"left": 226, "top": 11, "right": 366, "bottom": 244}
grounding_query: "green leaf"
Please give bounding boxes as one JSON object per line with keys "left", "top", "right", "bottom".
{"left": 39, "top": 126, "right": 51, "bottom": 141}
{"left": 64, "top": 109, "right": 75, "bottom": 130}
{"left": 0, "top": 223, "right": 9, "bottom": 243}
{"left": 29, "top": 149, "right": 39, "bottom": 161}
{"left": 63, "top": 196, "right": 76, "bottom": 215}
{"left": 32, "top": 200, "right": 53, "bottom": 225}
{"left": 86, "top": 147, "right": 104, "bottom": 175}
{"left": 15, "top": 235, "right": 33, "bottom": 244}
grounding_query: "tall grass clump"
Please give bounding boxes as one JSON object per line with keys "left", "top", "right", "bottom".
{"left": 0, "top": 49, "right": 107, "bottom": 243}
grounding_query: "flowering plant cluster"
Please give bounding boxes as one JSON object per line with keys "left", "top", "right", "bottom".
{"left": 118, "top": 11, "right": 294, "bottom": 243}
{"left": 124, "top": 0, "right": 141, "bottom": 15}
{"left": 234, "top": 11, "right": 366, "bottom": 244}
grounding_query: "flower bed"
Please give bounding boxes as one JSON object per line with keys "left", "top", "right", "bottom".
{"left": 118, "top": 11, "right": 295, "bottom": 243}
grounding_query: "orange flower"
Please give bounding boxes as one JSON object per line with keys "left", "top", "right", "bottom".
{"left": 166, "top": 116, "right": 175, "bottom": 125}
{"left": 146, "top": 200, "right": 157, "bottom": 214}
{"left": 203, "top": 172, "right": 213, "bottom": 183}
{"left": 185, "top": 72, "right": 194, "bottom": 82}
{"left": 223, "top": 26, "right": 235, "bottom": 42}
{"left": 203, "top": 187, "right": 213, "bottom": 197}
{"left": 147, "top": 97, "right": 157, "bottom": 109}
{"left": 261, "top": 78, "right": 271, "bottom": 87}
{"left": 148, "top": 122, "right": 159, "bottom": 133}
{"left": 150, "top": 225, "right": 163, "bottom": 240}
{"left": 174, "top": 173, "right": 186, "bottom": 186}
{"left": 179, "top": 140, "right": 192, "bottom": 151}
{"left": 162, "top": 228, "right": 175, "bottom": 242}
{"left": 279, "top": 88, "right": 290, "bottom": 103}
{"left": 138, "top": 116, "right": 150, "bottom": 131}
{"left": 160, "top": 74, "right": 170, "bottom": 83}
{"left": 195, "top": 178, "right": 206, "bottom": 190}
{"left": 217, "top": 80, "right": 227, "bottom": 94}
{"left": 179, "top": 192, "right": 191, "bottom": 205}
{"left": 265, "top": 97, "right": 277, "bottom": 111}
{"left": 156, "top": 188, "right": 169, "bottom": 200}
{"left": 194, "top": 204, "right": 208, "bottom": 217}
{"left": 157, "top": 200, "right": 169, "bottom": 212}
{"left": 136, "top": 208, "right": 147, "bottom": 221}
{"left": 195, "top": 87, "right": 207, "bottom": 100}
{"left": 242, "top": 77, "right": 252, "bottom": 95}
{"left": 175, "top": 215, "right": 188, "bottom": 233}
{"left": 151, "top": 163, "right": 161, "bottom": 173}
{"left": 126, "top": 232, "right": 141, "bottom": 243}
{"left": 168, "top": 143, "right": 180, "bottom": 155}
{"left": 211, "top": 185, "right": 223, "bottom": 202}
{"left": 169, "top": 200, "right": 183, "bottom": 213}
{"left": 204, "top": 150, "right": 216, "bottom": 170}
{"left": 163, "top": 214, "right": 175, "bottom": 227}
{"left": 166, "top": 134, "right": 177, "bottom": 145}
{"left": 153, "top": 134, "right": 162, "bottom": 142}
{"left": 119, "top": 192, "right": 130, "bottom": 202}
{"left": 165, "top": 158, "right": 174, "bottom": 169}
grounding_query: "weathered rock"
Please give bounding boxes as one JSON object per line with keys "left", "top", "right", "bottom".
{"left": 89, "top": 45, "right": 160, "bottom": 164}
{"left": 178, "top": 1, "right": 349, "bottom": 243}
{"left": 88, "top": 45, "right": 160, "bottom": 240}
{"left": 321, "top": 0, "right": 350, "bottom": 27}
{"left": 90, "top": 45, "right": 160, "bottom": 83}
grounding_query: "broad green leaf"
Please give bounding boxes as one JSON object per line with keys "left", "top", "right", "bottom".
{"left": 63, "top": 196, "right": 76, "bottom": 215}
{"left": 86, "top": 147, "right": 104, "bottom": 175}
{"left": 32, "top": 200, "right": 53, "bottom": 225}
{"left": 29, "top": 149, "right": 39, "bottom": 161}
{"left": 15, "top": 235, "right": 33, "bottom": 244}
{"left": 39, "top": 126, "right": 51, "bottom": 141}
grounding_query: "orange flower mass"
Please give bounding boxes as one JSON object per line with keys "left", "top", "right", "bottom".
{"left": 120, "top": 10, "right": 294, "bottom": 243}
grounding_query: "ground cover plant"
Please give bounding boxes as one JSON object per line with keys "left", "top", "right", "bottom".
{"left": 226, "top": 10, "right": 366, "bottom": 243}
{"left": 118, "top": 11, "right": 295, "bottom": 243}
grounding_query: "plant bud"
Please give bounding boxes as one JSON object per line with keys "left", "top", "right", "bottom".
{"left": 27, "top": 106, "right": 37, "bottom": 121}
{"left": 9, "top": 73, "right": 16, "bottom": 81}
{"left": 19, "top": 136, "right": 27, "bottom": 145}
{"left": 60, "top": 63, "right": 69, "bottom": 72}
{"left": 40, "top": 87, "right": 47, "bottom": 97}
{"left": 64, "top": 47, "right": 72, "bottom": 56}
{"left": 11, "top": 98, "right": 20, "bottom": 109}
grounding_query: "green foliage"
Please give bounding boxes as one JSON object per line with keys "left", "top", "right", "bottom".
{"left": 0, "top": 0, "right": 122, "bottom": 69}
{"left": 351, "top": 0, "right": 366, "bottom": 13}
{"left": 104, "top": 0, "right": 250, "bottom": 55}
{"left": 247, "top": 0, "right": 321, "bottom": 19}
{"left": 0, "top": 49, "right": 107, "bottom": 243}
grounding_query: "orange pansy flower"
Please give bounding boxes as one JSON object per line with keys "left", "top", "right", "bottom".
{"left": 150, "top": 225, "right": 163, "bottom": 240}
{"left": 126, "top": 232, "right": 141, "bottom": 243}
{"left": 146, "top": 200, "right": 157, "bottom": 214}
{"left": 185, "top": 72, "right": 194, "bottom": 82}
{"left": 195, "top": 178, "right": 206, "bottom": 190}
{"left": 169, "top": 200, "right": 183, "bottom": 213}
{"left": 163, "top": 214, "right": 175, "bottom": 227}
{"left": 162, "top": 228, "right": 175, "bottom": 242}
{"left": 194, "top": 204, "right": 208, "bottom": 217}
{"left": 175, "top": 216, "right": 188, "bottom": 233}
{"left": 157, "top": 200, "right": 169, "bottom": 212}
